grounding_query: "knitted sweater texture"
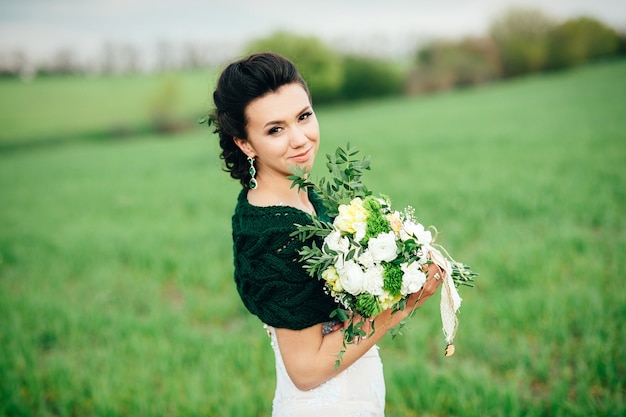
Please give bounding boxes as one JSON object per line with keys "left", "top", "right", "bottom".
{"left": 232, "top": 188, "right": 339, "bottom": 330}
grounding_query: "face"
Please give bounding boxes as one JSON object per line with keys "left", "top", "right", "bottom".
{"left": 234, "top": 83, "right": 319, "bottom": 184}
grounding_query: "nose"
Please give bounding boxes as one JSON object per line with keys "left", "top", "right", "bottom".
{"left": 290, "top": 126, "right": 308, "bottom": 148}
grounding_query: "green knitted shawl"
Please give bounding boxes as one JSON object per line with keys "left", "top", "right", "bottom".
{"left": 232, "top": 188, "right": 339, "bottom": 330}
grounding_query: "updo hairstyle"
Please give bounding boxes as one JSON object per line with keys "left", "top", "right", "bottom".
{"left": 209, "top": 52, "right": 311, "bottom": 187}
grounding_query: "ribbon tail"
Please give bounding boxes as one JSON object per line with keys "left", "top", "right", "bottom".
{"left": 440, "top": 272, "right": 462, "bottom": 344}
{"left": 429, "top": 248, "right": 462, "bottom": 344}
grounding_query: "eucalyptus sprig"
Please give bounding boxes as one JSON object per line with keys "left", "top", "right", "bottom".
{"left": 288, "top": 143, "right": 372, "bottom": 218}
{"left": 288, "top": 144, "right": 375, "bottom": 282}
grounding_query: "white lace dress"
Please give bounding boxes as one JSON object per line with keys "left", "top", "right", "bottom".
{"left": 265, "top": 325, "right": 386, "bottom": 417}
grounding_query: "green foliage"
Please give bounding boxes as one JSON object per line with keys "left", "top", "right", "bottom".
{"left": 489, "top": 7, "right": 556, "bottom": 76}
{"left": 148, "top": 73, "right": 182, "bottom": 132}
{"left": 299, "top": 236, "right": 337, "bottom": 279}
{"left": 246, "top": 33, "right": 405, "bottom": 103}
{"left": 410, "top": 37, "right": 501, "bottom": 93}
{"left": 547, "top": 16, "right": 621, "bottom": 69}
{"left": 619, "top": 32, "right": 626, "bottom": 55}
{"left": 340, "top": 54, "right": 404, "bottom": 99}
{"left": 1, "top": 59, "right": 625, "bottom": 416}
{"left": 246, "top": 31, "right": 344, "bottom": 103}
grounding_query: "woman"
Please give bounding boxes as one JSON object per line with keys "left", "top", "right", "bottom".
{"left": 209, "top": 52, "right": 443, "bottom": 416}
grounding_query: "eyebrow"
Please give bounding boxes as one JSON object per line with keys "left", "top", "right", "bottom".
{"left": 263, "top": 105, "right": 312, "bottom": 129}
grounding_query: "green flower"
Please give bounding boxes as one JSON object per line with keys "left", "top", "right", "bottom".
{"left": 382, "top": 262, "right": 403, "bottom": 297}
{"left": 355, "top": 293, "right": 383, "bottom": 318}
{"left": 362, "top": 196, "right": 390, "bottom": 244}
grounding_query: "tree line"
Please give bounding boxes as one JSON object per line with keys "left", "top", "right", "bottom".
{"left": 249, "top": 8, "right": 625, "bottom": 102}
{"left": 407, "top": 8, "right": 625, "bottom": 94}
{"left": 2, "top": 7, "right": 623, "bottom": 102}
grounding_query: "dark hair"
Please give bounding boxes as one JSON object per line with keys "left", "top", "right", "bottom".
{"left": 209, "top": 52, "right": 310, "bottom": 187}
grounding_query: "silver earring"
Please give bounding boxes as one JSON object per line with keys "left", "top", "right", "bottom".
{"left": 247, "top": 156, "right": 257, "bottom": 189}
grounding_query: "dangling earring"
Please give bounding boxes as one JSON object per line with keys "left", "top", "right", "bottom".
{"left": 247, "top": 156, "right": 258, "bottom": 189}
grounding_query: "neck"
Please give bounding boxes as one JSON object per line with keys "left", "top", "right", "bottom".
{"left": 248, "top": 173, "right": 314, "bottom": 214}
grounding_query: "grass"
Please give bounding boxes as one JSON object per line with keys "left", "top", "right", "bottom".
{"left": 1, "top": 59, "right": 625, "bottom": 416}
{"left": 0, "top": 70, "right": 217, "bottom": 144}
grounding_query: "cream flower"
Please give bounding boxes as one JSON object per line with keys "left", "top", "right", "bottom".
{"left": 387, "top": 211, "right": 403, "bottom": 233}
{"left": 322, "top": 265, "right": 339, "bottom": 283}
{"left": 330, "top": 280, "right": 344, "bottom": 294}
{"left": 334, "top": 198, "right": 369, "bottom": 239}
{"left": 368, "top": 231, "right": 398, "bottom": 263}
{"left": 322, "top": 266, "right": 343, "bottom": 294}
{"left": 378, "top": 291, "right": 403, "bottom": 310}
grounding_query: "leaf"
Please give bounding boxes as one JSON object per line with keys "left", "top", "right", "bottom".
{"left": 337, "top": 309, "right": 350, "bottom": 322}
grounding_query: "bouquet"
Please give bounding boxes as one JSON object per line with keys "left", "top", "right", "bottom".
{"left": 289, "top": 144, "right": 476, "bottom": 367}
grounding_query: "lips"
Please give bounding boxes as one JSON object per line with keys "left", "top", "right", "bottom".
{"left": 291, "top": 148, "right": 312, "bottom": 163}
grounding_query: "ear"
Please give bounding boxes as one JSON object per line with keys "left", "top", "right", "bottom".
{"left": 233, "top": 137, "right": 255, "bottom": 158}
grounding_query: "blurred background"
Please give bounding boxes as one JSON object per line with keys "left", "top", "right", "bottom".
{"left": 1, "top": 0, "right": 625, "bottom": 142}
{"left": 2, "top": 0, "right": 626, "bottom": 72}
{"left": 1, "top": 1, "right": 625, "bottom": 416}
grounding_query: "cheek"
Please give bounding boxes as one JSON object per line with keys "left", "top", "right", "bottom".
{"left": 306, "top": 120, "right": 320, "bottom": 140}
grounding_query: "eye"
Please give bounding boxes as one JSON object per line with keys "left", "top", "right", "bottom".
{"left": 268, "top": 126, "right": 282, "bottom": 135}
{"left": 299, "top": 111, "right": 313, "bottom": 121}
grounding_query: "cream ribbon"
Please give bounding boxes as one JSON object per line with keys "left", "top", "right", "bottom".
{"left": 429, "top": 248, "right": 462, "bottom": 346}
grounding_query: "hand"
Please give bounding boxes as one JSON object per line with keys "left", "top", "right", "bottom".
{"left": 334, "top": 262, "right": 444, "bottom": 341}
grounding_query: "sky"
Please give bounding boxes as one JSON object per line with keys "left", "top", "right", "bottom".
{"left": 1, "top": 0, "right": 625, "bottom": 66}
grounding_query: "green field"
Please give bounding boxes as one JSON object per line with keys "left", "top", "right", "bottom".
{"left": 1, "top": 59, "right": 625, "bottom": 416}
{"left": 0, "top": 70, "right": 217, "bottom": 145}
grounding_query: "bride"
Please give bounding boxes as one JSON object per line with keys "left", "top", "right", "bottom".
{"left": 208, "top": 52, "right": 443, "bottom": 416}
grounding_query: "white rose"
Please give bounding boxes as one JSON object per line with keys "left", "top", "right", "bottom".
{"left": 402, "top": 220, "right": 432, "bottom": 245}
{"left": 362, "top": 264, "right": 385, "bottom": 296}
{"left": 368, "top": 231, "right": 398, "bottom": 263}
{"left": 324, "top": 230, "right": 350, "bottom": 253}
{"left": 416, "top": 247, "right": 430, "bottom": 265}
{"left": 356, "top": 249, "right": 376, "bottom": 270}
{"left": 338, "top": 260, "right": 366, "bottom": 295}
{"left": 399, "top": 229, "right": 411, "bottom": 241}
{"left": 400, "top": 261, "right": 427, "bottom": 295}
{"left": 354, "top": 222, "right": 367, "bottom": 242}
